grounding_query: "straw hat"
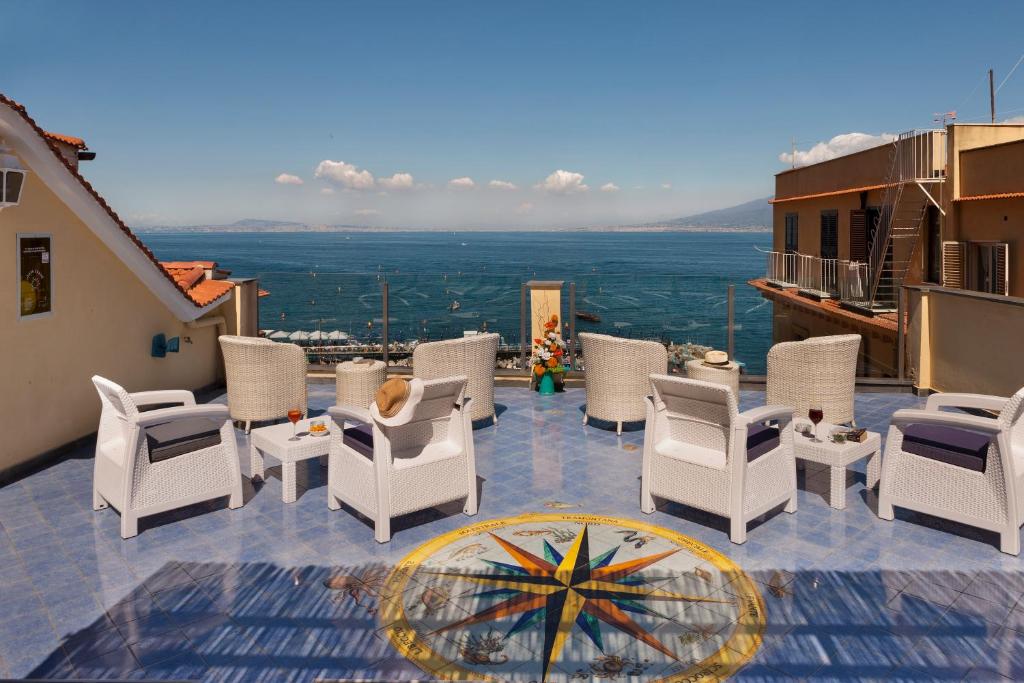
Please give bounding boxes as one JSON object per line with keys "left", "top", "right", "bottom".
{"left": 704, "top": 350, "right": 729, "bottom": 365}
{"left": 371, "top": 378, "right": 424, "bottom": 426}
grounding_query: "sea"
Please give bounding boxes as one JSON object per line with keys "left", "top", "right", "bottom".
{"left": 143, "top": 231, "right": 774, "bottom": 373}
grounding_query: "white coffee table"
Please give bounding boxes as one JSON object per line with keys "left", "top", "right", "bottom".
{"left": 249, "top": 418, "right": 331, "bottom": 503}
{"left": 792, "top": 421, "right": 881, "bottom": 510}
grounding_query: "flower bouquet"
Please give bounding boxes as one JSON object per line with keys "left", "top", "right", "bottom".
{"left": 532, "top": 315, "right": 567, "bottom": 395}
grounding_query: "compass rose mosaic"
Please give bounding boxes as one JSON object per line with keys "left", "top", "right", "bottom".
{"left": 378, "top": 513, "right": 766, "bottom": 682}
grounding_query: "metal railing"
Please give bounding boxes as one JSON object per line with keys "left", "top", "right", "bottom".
{"left": 892, "top": 129, "right": 946, "bottom": 184}
{"left": 765, "top": 251, "right": 797, "bottom": 287}
{"left": 838, "top": 260, "right": 869, "bottom": 303}
{"left": 796, "top": 254, "right": 838, "bottom": 298}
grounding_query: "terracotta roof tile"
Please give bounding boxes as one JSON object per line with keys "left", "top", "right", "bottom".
{"left": 0, "top": 93, "right": 219, "bottom": 309}
{"left": 769, "top": 183, "right": 889, "bottom": 204}
{"left": 188, "top": 280, "right": 235, "bottom": 306}
{"left": 161, "top": 260, "right": 218, "bottom": 269}
{"left": 955, "top": 191, "right": 1024, "bottom": 202}
{"left": 43, "top": 131, "right": 87, "bottom": 149}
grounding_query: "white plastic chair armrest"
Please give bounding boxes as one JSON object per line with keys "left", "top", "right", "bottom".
{"left": 739, "top": 405, "right": 794, "bottom": 426}
{"left": 458, "top": 396, "right": 474, "bottom": 414}
{"left": 130, "top": 389, "right": 197, "bottom": 407}
{"left": 328, "top": 405, "right": 372, "bottom": 424}
{"left": 890, "top": 408, "right": 1002, "bottom": 435}
{"left": 135, "top": 403, "right": 230, "bottom": 427}
{"left": 925, "top": 393, "right": 1007, "bottom": 413}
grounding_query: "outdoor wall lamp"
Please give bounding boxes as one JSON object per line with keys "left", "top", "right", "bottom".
{"left": 0, "top": 145, "right": 27, "bottom": 211}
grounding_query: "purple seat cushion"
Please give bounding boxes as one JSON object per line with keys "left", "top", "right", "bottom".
{"left": 145, "top": 417, "right": 222, "bottom": 463}
{"left": 343, "top": 424, "right": 374, "bottom": 458}
{"left": 902, "top": 423, "right": 990, "bottom": 473}
{"left": 747, "top": 423, "right": 780, "bottom": 462}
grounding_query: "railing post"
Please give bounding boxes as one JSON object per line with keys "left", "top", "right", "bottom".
{"left": 520, "top": 282, "right": 528, "bottom": 371}
{"left": 727, "top": 284, "right": 735, "bottom": 361}
{"left": 897, "top": 285, "right": 906, "bottom": 383}
{"left": 381, "top": 280, "right": 389, "bottom": 367}
{"left": 568, "top": 282, "right": 577, "bottom": 370}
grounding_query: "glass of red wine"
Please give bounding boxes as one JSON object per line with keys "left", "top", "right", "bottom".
{"left": 808, "top": 404, "right": 824, "bottom": 442}
{"left": 287, "top": 408, "right": 302, "bottom": 441}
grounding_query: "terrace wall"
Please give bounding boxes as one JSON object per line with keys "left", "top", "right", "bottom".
{"left": 0, "top": 170, "right": 230, "bottom": 475}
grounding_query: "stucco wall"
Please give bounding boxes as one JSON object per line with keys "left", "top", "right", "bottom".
{"left": 775, "top": 143, "right": 892, "bottom": 200}
{"left": 960, "top": 138, "right": 1024, "bottom": 197}
{"left": 953, "top": 197, "right": 1023, "bottom": 296}
{"left": 0, "top": 165, "right": 229, "bottom": 473}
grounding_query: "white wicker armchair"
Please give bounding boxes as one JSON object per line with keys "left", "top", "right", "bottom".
{"left": 878, "top": 388, "right": 1024, "bottom": 555}
{"left": 326, "top": 376, "right": 477, "bottom": 543}
{"left": 767, "top": 334, "right": 861, "bottom": 426}
{"left": 219, "top": 335, "right": 307, "bottom": 433}
{"left": 579, "top": 332, "right": 669, "bottom": 434}
{"left": 91, "top": 376, "right": 243, "bottom": 538}
{"left": 641, "top": 375, "right": 797, "bottom": 544}
{"left": 413, "top": 333, "right": 499, "bottom": 424}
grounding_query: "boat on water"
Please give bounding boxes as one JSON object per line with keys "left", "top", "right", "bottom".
{"left": 449, "top": 300, "right": 461, "bottom": 312}
{"left": 576, "top": 310, "right": 601, "bottom": 323}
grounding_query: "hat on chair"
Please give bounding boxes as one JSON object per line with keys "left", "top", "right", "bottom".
{"left": 372, "top": 378, "right": 425, "bottom": 426}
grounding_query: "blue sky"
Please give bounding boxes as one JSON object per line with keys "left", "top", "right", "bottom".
{"left": 4, "top": 1, "right": 1024, "bottom": 228}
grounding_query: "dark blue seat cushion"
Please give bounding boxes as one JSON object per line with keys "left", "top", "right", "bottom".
{"left": 747, "top": 423, "right": 780, "bottom": 462}
{"left": 145, "top": 417, "right": 222, "bottom": 463}
{"left": 343, "top": 423, "right": 374, "bottom": 458}
{"left": 902, "top": 423, "right": 991, "bottom": 473}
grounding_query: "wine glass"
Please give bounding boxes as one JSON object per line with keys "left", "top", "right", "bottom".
{"left": 808, "top": 404, "right": 824, "bottom": 443}
{"left": 287, "top": 408, "right": 302, "bottom": 441}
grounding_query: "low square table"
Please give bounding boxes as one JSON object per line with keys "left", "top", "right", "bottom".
{"left": 249, "top": 418, "right": 331, "bottom": 503}
{"left": 792, "top": 421, "right": 882, "bottom": 510}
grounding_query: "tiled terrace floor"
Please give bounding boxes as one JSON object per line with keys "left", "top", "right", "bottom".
{"left": 2, "top": 385, "right": 1024, "bottom": 681}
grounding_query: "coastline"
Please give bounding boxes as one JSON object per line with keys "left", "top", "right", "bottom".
{"left": 135, "top": 225, "right": 772, "bottom": 234}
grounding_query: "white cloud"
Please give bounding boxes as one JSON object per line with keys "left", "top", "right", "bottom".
{"left": 488, "top": 179, "right": 518, "bottom": 190}
{"left": 515, "top": 202, "right": 534, "bottom": 215}
{"left": 314, "top": 160, "right": 375, "bottom": 190}
{"left": 448, "top": 176, "right": 476, "bottom": 189}
{"left": 320, "top": 187, "right": 335, "bottom": 195}
{"left": 379, "top": 172, "right": 415, "bottom": 190}
{"left": 1003, "top": 115, "right": 1024, "bottom": 124}
{"left": 600, "top": 182, "right": 620, "bottom": 193}
{"left": 536, "top": 169, "right": 589, "bottom": 194}
{"left": 275, "top": 173, "right": 304, "bottom": 185}
{"left": 661, "top": 182, "right": 672, "bottom": 190}
{"left": 354, "top": 208, "right": 380, "bottom": 217}
{"left": 780, "top": 132, "right": 896, "bottom": 168}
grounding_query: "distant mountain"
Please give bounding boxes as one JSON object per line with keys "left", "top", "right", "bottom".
{"left": 658, "top": 197, "right": 773, "bottom": 229}
{"left": 227, "top": 218, "right": 306, "bottom": 229}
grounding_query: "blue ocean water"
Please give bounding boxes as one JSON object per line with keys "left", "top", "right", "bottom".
{"left": 143, "top": 231, "right": 773, "bottom": 372}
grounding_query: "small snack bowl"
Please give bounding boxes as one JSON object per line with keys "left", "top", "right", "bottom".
{"left": 829, "top": 427, "right": 847, "bottom": 444}
{"left": 308, "top": 420, "right": 329, "bottom": 437}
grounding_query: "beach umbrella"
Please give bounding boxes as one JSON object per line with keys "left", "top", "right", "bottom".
{"left": 259, "top": 329, "right": 275, "bottom": 337}
{"left": 289, "top": 330, "right": 310, "bottom": 342}
{"left": 327, "top": 330, "right": 349, "bottom": 341}
{"left": 308, "top": 330, "right": 328, "bottom": 341}
{"left": 268, "top": 330, "right": 290, "bottom": 340}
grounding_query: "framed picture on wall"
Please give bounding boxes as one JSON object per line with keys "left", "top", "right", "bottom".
{"left": 18, "top": 233, "right": 52, "bottom": 319}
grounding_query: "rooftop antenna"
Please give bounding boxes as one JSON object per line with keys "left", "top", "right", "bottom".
{"left": 933, "top": 110, "right": 957, "bottom": 127}
{"left": 790, "top": 137, "right": 796, "bottom": 169}
{"left": 990, "top": 68, "right": 996, "bottom": 123}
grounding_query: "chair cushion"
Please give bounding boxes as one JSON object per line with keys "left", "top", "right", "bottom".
{"left": 145, "top": 418, "right": 222, "bottom": 463}
{"left": 343, "top": 424, "right": 374, "bottom": 458}
{"left": 902, "top": 423, "right": 991, "bottom": 473}
{"left": 747, "top": 423, "right": 780, "bottom": 463}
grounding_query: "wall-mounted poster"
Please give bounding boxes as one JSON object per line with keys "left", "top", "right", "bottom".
{"left": 18, "top": 234, "right": 52, "bottom": 318}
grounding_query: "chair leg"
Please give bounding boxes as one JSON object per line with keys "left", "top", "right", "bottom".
{"left": 582, "top": 413, "right": 588, "bottom": 425}
{"left": 93, "top": 489, "right": 108, "bottom": 511}
{"left": 493, "top": 412, "right": 498, "bottom": 425}
{"left": 245, "top": 420, "right": 251, "bottom": 435}
{"left": 729, "top": 517, "right": 747, "bottom": 544}
{"left": 327, "top": 492, "right": 341, "bottom": 511}
{"left": 784, "top": 494, "right": 798, "bottom": 513}
{"left": 878, "top": 497, "right": 895, "bottom": 520}
{"left": 1000, "top": 528, "right": 1020, "bottom": 556}
{"left": 616, "top": 421, "right": 622, "bottom": 436}
{"left": 229, "top": 481, "right": 243, "bottom": 509}
{"left": 375, "top": 515, "right": 392, "bottom": 543}
{"left": 640, "top": 483, "right": 655, "bottom": 514}
{"left": 120, "top": 513, "right": 138, "bottom": 539}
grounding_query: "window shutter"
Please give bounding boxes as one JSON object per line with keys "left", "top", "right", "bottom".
{"left": 850, "top": 209, "right": 866, "bottom": 261}
{"left": 941, "top": 241, "right": 965, "bottom": 288}
{"left": 995, "top": 242, "right": 1009, "bottom": 295}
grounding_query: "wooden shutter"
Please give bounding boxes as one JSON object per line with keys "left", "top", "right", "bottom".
{"left": 994, "top": 242, "right": 1009, "bottom": 295}
{"left": 849, "top": 209, "right": 867, "bottom": 261}
{"left": 941, "top": 241, "right": 965, "bottom": 288}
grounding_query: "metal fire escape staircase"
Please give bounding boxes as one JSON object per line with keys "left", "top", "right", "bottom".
{"left": 858, "top": 130, "right": 945, "bottom": 313}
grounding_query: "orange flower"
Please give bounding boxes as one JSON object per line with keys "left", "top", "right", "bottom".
{"left": 550, "top": 314, "right": 559, "bottom": 324}
{"left": 553, "top": 348, "right": 563, "bottom": 358}
{"left": 534, "top": 338, "right": 542, "bottom": 344}
{"left": 534, "top": 364, "right": 546, "bottom": 376}
{"left": 546, "top": 357, "right": 558, "bottom": 368}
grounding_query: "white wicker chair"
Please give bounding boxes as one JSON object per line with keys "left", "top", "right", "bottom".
{"left": 91, "top": 376, "right": 243, "bottom": 539}
{"left": 219, "top": 335, "right": 307, "bottom": 433}
{"left": 579, "top": 332, "right": 669, "bottom": 435}
{"left": 326, "top": 376, "right": 477, "bottom": 543}
{"left": 412, "top": 333, "right": 498, "bottom": 424}
{"left": 767, "top": 334, "right": 861, "bottom": 426}
{"left": 878, "top": 389, "right": 1024, "bottom": 555}
{"left": 641, "top": 375, "right": 797, "bottom": 544}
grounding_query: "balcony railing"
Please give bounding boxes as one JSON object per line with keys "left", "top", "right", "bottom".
{"left": 796, "top": 254, "right": 838, "bottom": 298}
{"left": 765, "top": 251, "right": 797, "bottom": 287}
{"left": 838, "top": 260, "right": 869, "bottom": 304}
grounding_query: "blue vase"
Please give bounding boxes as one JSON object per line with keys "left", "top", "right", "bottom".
{"left": 539, "top": 371, "right": 555, "bottom": 396}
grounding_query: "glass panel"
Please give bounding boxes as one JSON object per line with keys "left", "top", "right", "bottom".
{"left": 4, "top": 170, "right": 24, "bottom": 204}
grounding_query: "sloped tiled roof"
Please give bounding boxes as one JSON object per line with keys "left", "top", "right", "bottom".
{"left": 955, "top": 191, "right": 1024, "bottom": 202}
{"left": 0, "top": 93, "right": 229, "bottom": 309}
{"left": 769, "top": 183, "right": 889, "bottom": 204}
{"left": 42, "top": 130, "right": 87, "bottom": 149}
{"left": 160, "top": 261, "right": 235, "bottom": 307}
